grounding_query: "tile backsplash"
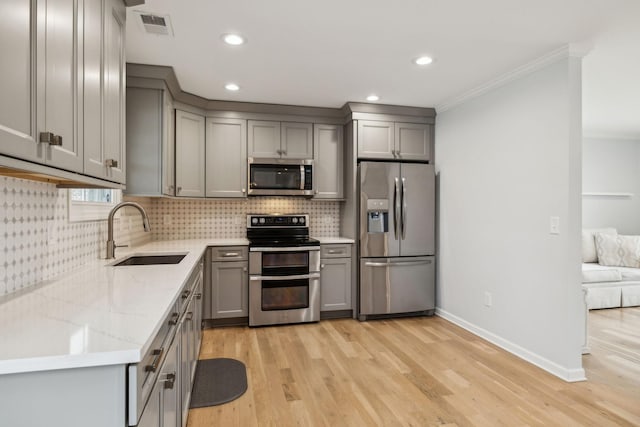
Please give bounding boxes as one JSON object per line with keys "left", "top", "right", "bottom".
{"left": 149, "top": 197, "right": 340, "bottom": 240}
{"left": 0, "top": 176, "right": 341, "bottom": 296}
{"left": 0, "top": 177, "right": 152, "bottom": 296}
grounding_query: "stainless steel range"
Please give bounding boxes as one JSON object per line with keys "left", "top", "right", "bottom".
{"left": 247, "top": 214, "right": 320, "bottom": 326}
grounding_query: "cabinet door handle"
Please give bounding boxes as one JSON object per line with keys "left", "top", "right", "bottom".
{"left": 185, "top": 312, "right": 193, "bottom": 321}
{"left": 327, "top": 249, "right": 342, "bottom": 254}
{"left": 321, "top": 264, "right": 325, "bottom": 269}
{"left": 160, "top": 372, "right": 176, "bottom": 389}
{"left": 177, "top": 186, "right": 182, "bottom": 194}
{"left": 40, "top": 132, "right": 62, "bottom": 146}
{"left": 51, "top": 134, "right": 63, "bottom": 146}
{"left": 195, "top": 293, "right": 202, "bottom": 300}
{"left": 243, "top": 267, "right": 248, "bottom": 272}
{"left": 182, "top": 289, "right": 190, "bottom": 299}
{"left": 145, "top": 347, "right": 164, "bottom": 372}
{"left": 241, "top": 188, "right": 246, "bottom": 193}
{"left": 168, "top": 312, "right": 179, "bottom": 325}
{"left": 105, "top": 158, "right": 118, "bottom": 168}
{"left": 222, "top": 252, "right": 239, "bottom": 257}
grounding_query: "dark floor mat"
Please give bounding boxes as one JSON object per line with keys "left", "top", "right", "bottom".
{"left": 189, "top": 358, "right": 248, "bottom": 408}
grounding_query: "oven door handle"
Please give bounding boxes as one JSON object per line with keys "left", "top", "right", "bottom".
{"left": 250, "top": 273, "right": 320, "bottom": 281}
{"left": 249, "top": 246, "right": 320, "bottom": 252}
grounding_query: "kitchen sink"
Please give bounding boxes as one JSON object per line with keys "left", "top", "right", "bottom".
{"left": 112, "top": 254, "right": 187, "bottom": 266}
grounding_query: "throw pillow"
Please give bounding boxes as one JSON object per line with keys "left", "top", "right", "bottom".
{"left": 582, "top": 228, "right": 617, "bottom": 263}
{"left": 595, "top": 233, "right": 640, "bottom": 268}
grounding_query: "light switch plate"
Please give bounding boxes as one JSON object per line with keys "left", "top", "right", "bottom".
{"left": 550, "top": 216, "right": 560, "bottom": 235}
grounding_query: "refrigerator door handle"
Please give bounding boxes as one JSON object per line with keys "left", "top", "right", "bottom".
{"left": 401, "top": 177, "right": 407, "bottom": 240}
{"left": 394, "top": 177, "right": 400, "bottom": 239}
{"left": 364, "top": 260, "right": 433, "bottom": 267}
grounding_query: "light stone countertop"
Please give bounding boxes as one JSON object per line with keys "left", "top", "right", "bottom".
{"left": 0, "top": 238, "right": 248, "bottom": 376}
{"left": 314, "top": 236, "right": 355, "bottom": 244}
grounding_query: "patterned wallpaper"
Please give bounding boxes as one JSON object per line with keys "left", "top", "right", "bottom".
{"left": 0, "top": 176, "right": 341, "bottom": 296}
{"left": 149, "top": 197, "right": 341, "bottom": 240}
{"left": 0, "top": 177, "right": 152, "bottom": 296}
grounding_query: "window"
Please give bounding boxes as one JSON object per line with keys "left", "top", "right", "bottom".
{"left": 68, "top": 189, "right": 122, "bottom": 222}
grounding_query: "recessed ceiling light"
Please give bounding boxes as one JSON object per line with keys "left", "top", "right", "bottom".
{"left": 366, "top": 94, "right": 379, "bottom": 102}
{"left": 222, "top": 33, "right": 246, "bottom": 46}
{"left": 225, "top": 83, "right": 240, "bottom": 91}
{"left": 414, "top": 56, "right": 433, "bottom": 66}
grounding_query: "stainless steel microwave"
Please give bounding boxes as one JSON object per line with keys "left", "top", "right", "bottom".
{"left": 248, "top": 158, "right": 314, "bottom": 196}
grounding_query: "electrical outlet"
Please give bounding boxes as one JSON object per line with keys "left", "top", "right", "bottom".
{"left": 234, "top": 216, "right": 243, "bottom": 225}
{"left": 550, "top": 216, "right": 560, "bottom": 235}
{"left": 164, "top": 215, "right": 172, "bottom": 225}
{"left": 484, "top": 291, "right": 492, "bottom": 307}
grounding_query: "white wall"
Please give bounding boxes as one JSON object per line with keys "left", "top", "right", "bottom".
{"left": 582, "top": 137, "right": 640, "bottom": 234}
{"left": 435, "top": 56, "right": 585, "bottom": 381}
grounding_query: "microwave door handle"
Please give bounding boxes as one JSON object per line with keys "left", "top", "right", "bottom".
{"left": 300, "top": 165, "right": 305, "bottom": 190}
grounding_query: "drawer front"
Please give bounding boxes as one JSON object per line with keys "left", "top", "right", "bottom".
{"left": 321, "top": 244, "right": 352, "bottom": 259}
{"left": 210, "top": 246, "right": 248, "bottom": 262}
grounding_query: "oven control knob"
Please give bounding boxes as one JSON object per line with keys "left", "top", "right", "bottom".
{"left": 259, "top": 218, "right": 265, "bottom": 224}
{"left": 292, "top": 217, "right": 298, "bottom": 224}
{"left": 299, "top": 217, "right": 305, "bottom": 224}
{"left": 252, "top": 218, "right": 258, "bottom": 224}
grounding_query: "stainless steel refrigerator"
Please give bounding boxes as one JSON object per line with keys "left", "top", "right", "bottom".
{"left": 358, "top": 161, "right": 435, "bottom": 319}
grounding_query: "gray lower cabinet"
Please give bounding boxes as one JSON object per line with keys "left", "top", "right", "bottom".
{"left": 175, "top": 110, "right": 206, "bottom": 197}
{"left": 320, "top": 244, "right": 352, "bottom": 313}
{"left": 357, "top": 120, "right": 432, "bottom": 162}
{"left": 209, "top": 247, "right": 249, "bottom": 320}
{"left": 139, "top": 259, "right": 203, "bottom": 427}
{"left": 205, "top": 118, "right": 247, "bottom": 197}
{"left": 313, "top": 124, "right": 343, "bottom": 199}
{"left": 138, "top": 334, "right": 180, "bottom": 427}
{"left": 125, "top": 86, "right": 175, "bottom": 196}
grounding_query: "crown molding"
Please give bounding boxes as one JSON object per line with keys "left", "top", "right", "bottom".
{"left": 436, "top": 43, "right": 592, "bottom": 114}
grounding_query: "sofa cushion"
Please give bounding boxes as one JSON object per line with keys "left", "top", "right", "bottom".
{"left": 613, "top": 266, "right": 640, "bottom": 281}
{"left": 582, "top": 228, "right": 617, "bottom": 263}
{"left": 595, "top": 233, "right": 640, "bottom": 268}
{"left": 581, "top": 263, "right": 622, "bottom": 283}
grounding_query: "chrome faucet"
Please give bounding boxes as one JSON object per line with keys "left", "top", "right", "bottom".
{"left": 106, "top": 202, "right": 151, "bottom": 259}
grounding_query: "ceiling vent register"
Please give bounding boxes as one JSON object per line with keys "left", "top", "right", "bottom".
{"left": 137, "top": 12, "right": 173, "bottom": 36}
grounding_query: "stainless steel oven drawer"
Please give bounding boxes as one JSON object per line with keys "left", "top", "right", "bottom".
{"left": 211, "top": 246, "right": 248, "bottom": 262}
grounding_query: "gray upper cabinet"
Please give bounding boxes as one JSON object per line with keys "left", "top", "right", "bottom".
{"left": 175, "top": 110, "right": 205, "bottom": 198}
{"left": 313, "top": 124, "right": 343, "bottom": 199}
{"left": 205, "top": 118, "right": 247, "bottom": 198}
{"left": 0, "top": 0, "right": 82, "bottom": 172}
{"left": 39, "top": 0, "right": 83, "bottom": 173}
{"left": 248, "top": 120, "right": 313, "bottom": 159}
{"left": 281, "top": 122, "right": 313, "bottom": 158}
{"left": 358, "top": 120, "right": 431, "bottom": 162}
{"left": 84, "top": 0, "right": 126, "bottom": 183}
{"left": 357, "top": 120, "right": 394, "bottom": 160}
{"left": 0, "top": 0, "right": 40, "bottom": 164}
{"left": 0, "top": 0, "right": 127, "bottom": 184}
{"left": 125, "top": 87, "right": 175, "bottom": 196}
{"left": 395, "top": 122, "right": 431, "bottom": 162}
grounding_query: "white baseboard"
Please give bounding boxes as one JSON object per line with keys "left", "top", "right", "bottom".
{"left": 435, "top": 308, "right": 587, "bottom": 383}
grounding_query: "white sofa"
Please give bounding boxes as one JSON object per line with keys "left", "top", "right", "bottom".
{"left": 582, "top": 228, "right": 640, "bottom": 309}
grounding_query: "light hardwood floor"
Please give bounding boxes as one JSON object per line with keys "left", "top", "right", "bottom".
{"left": 188, "top": 314, "right": 640, "bottom": 426}
{"left": 583, "top": 307, "right": 640, "bottom": 395}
